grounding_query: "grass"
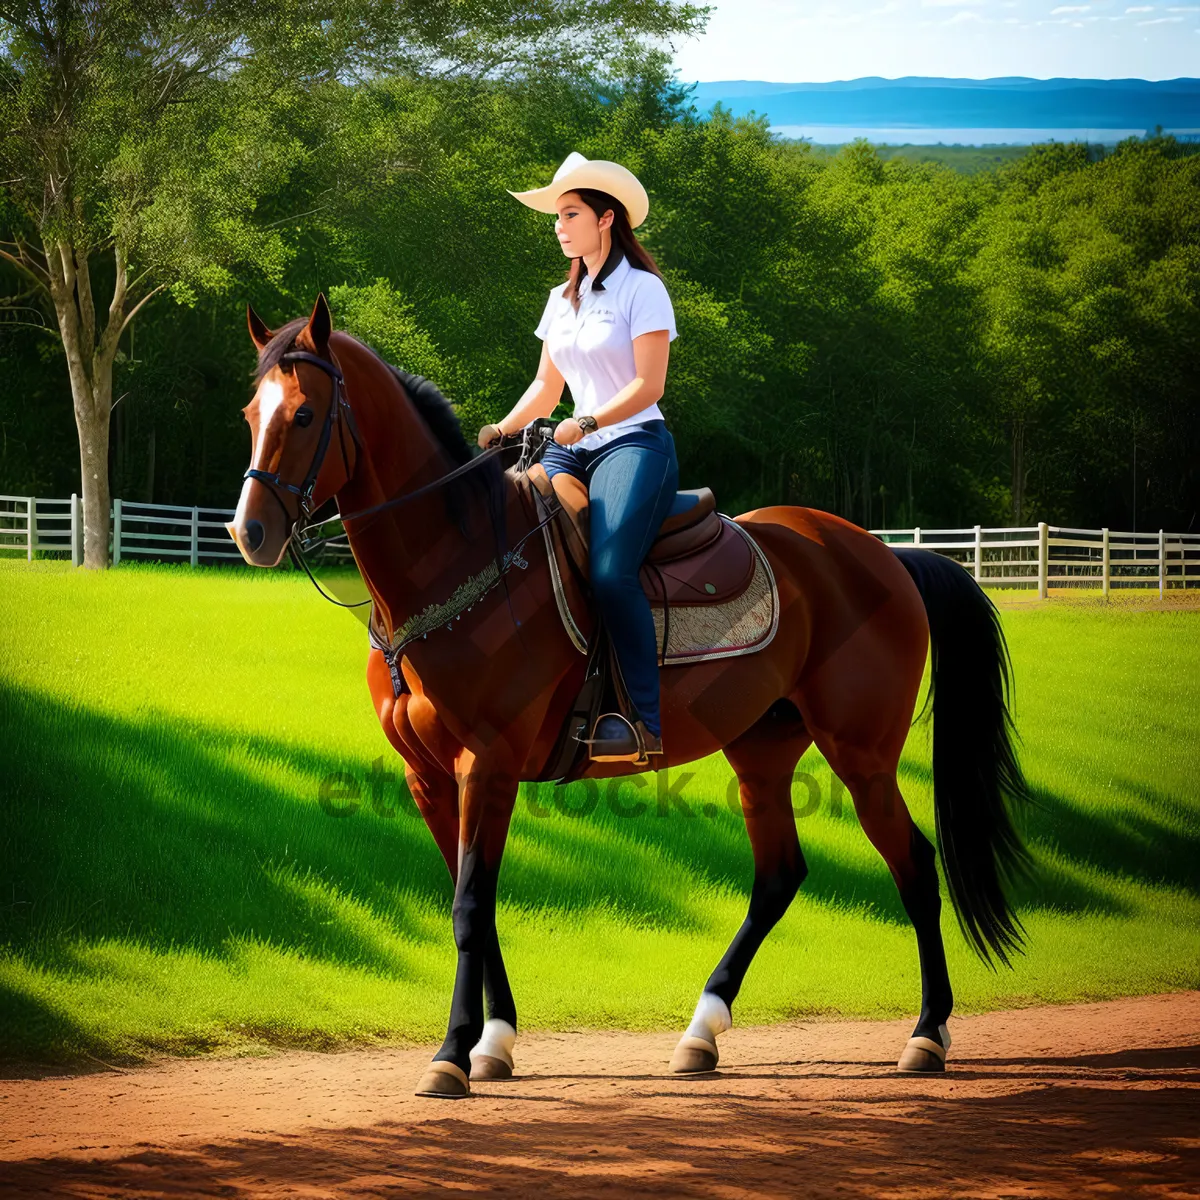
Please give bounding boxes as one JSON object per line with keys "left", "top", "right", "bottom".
{"left": 1, "top": 558, "right": 1198, "bottom": 1066}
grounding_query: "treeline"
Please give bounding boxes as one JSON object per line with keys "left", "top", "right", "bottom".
{"left": 2, "top": 73, "right": 1198, "bottom": 532}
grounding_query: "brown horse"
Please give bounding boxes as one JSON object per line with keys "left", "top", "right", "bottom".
{"left": 228, "top": 295, "right": 1032, "bottom": 1098}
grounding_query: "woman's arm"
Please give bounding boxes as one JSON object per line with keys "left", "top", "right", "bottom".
{"left": 551, "top": 330, "right": 669, "bottom": 447}
{"left": 478, "top": 342, "right": 566, "bottom": 448}
{"left": 592, "top": 330, "right": 670, "bottom": 429}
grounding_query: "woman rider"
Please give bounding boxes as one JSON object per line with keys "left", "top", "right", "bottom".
{"left": 477, "top": 152, "right": 679, "bottom": 765}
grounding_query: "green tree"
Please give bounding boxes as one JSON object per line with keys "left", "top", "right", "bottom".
{"left": 0, "top": 0, "right": 707, "bottom": 567}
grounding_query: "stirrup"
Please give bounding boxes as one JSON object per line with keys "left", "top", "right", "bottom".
{"left": 582, "top": 712, "right": 650, "bottom": 764}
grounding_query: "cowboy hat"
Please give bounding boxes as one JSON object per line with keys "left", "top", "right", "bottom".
{"left": 507, "top": 151, "right": 649, "bottom": 229}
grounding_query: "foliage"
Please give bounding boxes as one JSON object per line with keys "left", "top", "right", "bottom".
{"left": 0, "top": 0, "right": 707, "bottom": 565}
{"left": 1, "top": 42, "right": 1198, "bottom": 533}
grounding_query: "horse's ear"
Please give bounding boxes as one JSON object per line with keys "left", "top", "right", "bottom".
{"left": 247, "top": 304, "right": 273, "bottom": 351}
{"left": 304, "top": 292, "right": 332, "bottom": 350}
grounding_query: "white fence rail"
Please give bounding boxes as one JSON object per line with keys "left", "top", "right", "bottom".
{"left": 2, "top": 495, "right": 1197, "bottom": 595}
{"left": 871, "top": 522, "right": 1200, "bottom": 597}
{"left": 0, "top": 494, "right": 242, "bottom": 567}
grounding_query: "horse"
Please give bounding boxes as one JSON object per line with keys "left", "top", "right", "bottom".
{"left": 227, "top": 294, "right": 1033, "bottom": 1098}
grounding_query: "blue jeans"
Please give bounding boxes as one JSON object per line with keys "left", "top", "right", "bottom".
{"left": 542, "top": 420, "right": 679, "bottom": 738}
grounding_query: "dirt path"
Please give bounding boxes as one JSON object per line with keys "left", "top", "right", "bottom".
{"left": 1, "top": 992, "right": 1197, "bottom": 1198}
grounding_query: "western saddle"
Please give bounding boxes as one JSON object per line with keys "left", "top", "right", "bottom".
{"left": 525, "top": 466, "right": 756, "bottom": 608}
{"left": 519, "top": 437, "right": 757, "bottom": 780}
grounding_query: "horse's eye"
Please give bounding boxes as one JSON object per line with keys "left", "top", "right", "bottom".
{"left": 294, "top": 406, "right": 314, "bottom": 428}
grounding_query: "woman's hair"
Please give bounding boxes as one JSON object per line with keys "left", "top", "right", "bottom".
{"left": 560, "top": 188, "right": 663, "bottom": 312}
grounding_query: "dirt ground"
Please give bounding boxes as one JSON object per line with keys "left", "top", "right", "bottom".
{"left": 1, "top": 992, "right": 1196, "bottom": 1199}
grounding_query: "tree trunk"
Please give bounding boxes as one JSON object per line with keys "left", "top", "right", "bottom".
{"left": 907, "top": 417, "right": 916, "bottom": 527}
{"left": 43, "top": 235, "right": 127, "bottom": 569}
{"left": 1011, "top": 415, "right": 1026, "bottom": 525}
{"left": 861, "top": 437, "right": 872, "bottom": 529}
{"left": 146, "top": 428, "right": 156, "bottom": 503}
{"left": 77, "top": 398, "right": 113, "bottom": 569}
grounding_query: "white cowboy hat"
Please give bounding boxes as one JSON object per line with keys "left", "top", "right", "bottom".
{"left": 507, "top": 151, "right": 649, "bottom": 229}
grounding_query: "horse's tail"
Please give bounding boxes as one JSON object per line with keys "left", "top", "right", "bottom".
{"left": 892, "top": 547, "right": 1034, "bottom": 966}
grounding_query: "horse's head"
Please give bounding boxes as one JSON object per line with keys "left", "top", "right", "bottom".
{"left": 226, "top": 294, "right": 358, "bottom": 567}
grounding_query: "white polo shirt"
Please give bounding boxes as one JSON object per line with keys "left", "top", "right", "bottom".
{"left": 534, "top": 253, "right": 677, "bottom": 451}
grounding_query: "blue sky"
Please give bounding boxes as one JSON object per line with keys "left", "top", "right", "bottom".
{"left": 670, "top": 1, "right": 1200, "bottom": 82}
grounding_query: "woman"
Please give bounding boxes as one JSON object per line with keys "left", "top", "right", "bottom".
{"left": 477, "top": 152, "right": 679, "bottom": 765}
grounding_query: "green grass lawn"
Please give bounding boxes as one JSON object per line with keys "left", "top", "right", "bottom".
{"left": 1, "top": 559, "right": 1197, "bottom": 1065}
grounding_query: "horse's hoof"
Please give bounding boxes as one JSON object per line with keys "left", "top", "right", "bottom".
{"left": 470, "top": 1053, "right": 513, "bottom": 1081}
{"left": 670, "top": 1034, "right": 719, "bottom": 1074}
{"left": 415, "top": 1061, "right": 471, "bottom": 1098}
{"left": 468, "top": 1018, "right": 516, "bottom": 1081}
{"left": 897, "top": 1036, "right": 947, "bottom": 1073}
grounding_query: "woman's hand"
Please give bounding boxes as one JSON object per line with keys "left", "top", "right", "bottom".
{"left": 477, "top": 423, "right": 504, "bottom": 450}
{"left": 554, "top": 418, "right": 586, "bottom": 447}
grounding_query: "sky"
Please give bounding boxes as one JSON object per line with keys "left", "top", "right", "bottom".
{"left": 670, "top": 0, "right": 1200, "bottom": 82}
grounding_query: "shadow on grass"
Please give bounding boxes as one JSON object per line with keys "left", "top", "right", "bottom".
{"left": 897, "top": 756, "right": 1199, "bottom": 916}
{"left": 2, "top": 667, "right": 1196, "bottom": 1065}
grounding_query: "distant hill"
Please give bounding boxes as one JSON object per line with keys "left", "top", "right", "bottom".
{"left": 689, "top": 78, "right": 1200, "bottom": 130}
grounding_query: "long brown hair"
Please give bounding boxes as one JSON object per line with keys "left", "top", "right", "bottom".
{"left": 561, "top": 188, "right": 663, "bottom": 312}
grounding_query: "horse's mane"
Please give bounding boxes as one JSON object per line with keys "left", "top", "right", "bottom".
{"left": 254, "top": 321, "right": 472, "bottom": 467}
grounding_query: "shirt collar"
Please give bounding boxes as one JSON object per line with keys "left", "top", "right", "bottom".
{"left": 583, "top": 248, "right": 629, "bottom": 295}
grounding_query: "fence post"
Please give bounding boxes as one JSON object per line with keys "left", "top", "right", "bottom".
{"left": 191, "top": 506, "right": 200, "bottom": 567}
{"left": 974, "top": 524, "right": 982, "bottom": 582}
{"left": 113, "top": 498, "right": 123, "bottom": 567}
{"left": 70, "top": 492, "right": 81, "bottom": 567}
{"left": 1159, "top": 529, "right": 1165, "bottom": 599}
{"left": 1101, "top": 527, "right": 1110, "bottom": 599}
{"left": 26, "top": 496, "right": 35, "bottom": 561}
{"left": 1038, "top": 521, "right": 1048, "bottom": 599}
{"left": 913, "top": 526, "right": 921, "bottom": 547}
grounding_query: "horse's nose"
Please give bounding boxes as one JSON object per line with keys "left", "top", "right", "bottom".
{"left": 244, "top": 519, "right": 265, "bottom": 552}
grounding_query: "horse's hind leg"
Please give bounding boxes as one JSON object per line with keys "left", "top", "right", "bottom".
{"left": 819, "top": 736, "right": 953, "bottom": 1073}
{"left": 670, "top": 701, "right": 813, "bottom": 1074}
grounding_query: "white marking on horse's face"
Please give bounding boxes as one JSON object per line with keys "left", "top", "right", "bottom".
{"left": 252, "top": 377, "right": 286, "bottom": 469}
{"left": 230, "top": 373, "right": 291, "bottom": 565}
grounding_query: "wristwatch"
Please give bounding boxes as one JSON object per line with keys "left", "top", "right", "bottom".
{"left": 575, "top": 415, "right": 600, "bottom": 435}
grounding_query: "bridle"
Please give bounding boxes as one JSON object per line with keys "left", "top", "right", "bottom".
{"left": 242, "top": 349, "right": 362, "bottom": 532}
{"left": 242, "top": 345, "right": 558, "bottom": 613}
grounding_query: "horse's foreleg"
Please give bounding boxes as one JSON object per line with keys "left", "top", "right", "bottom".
{"left": 671, "top": 705, "right": 812, "bottom": 1074}
{"left": 416, "top": 751, "right": 518, "bottom": 1099}
{"left": 369, "top": 651, "right": 519, "bottom": 1086}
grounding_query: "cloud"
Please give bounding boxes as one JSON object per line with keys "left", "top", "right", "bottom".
{"left": 1051, "top": 4, "right": 1090, "bottom": 11}
{"left": 1124, "top": 4, "right": 1154, "bottom": 9}
{"left": 920, "top": 0, "right": 985, "bottom": 7}
{"left": 1138, "top": 12, "right": 1184, "bottom": 18}
{"left": 944, "top": 7, "right": 984, "bottom": 18}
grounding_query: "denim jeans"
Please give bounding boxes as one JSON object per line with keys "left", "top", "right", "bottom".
{"left": 542, "top": 419, "right": 679, "bottom": 738}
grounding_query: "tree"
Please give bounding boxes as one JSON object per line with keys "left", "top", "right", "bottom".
{"left": 0, "top": 0, "right": 707, "bottom": 567}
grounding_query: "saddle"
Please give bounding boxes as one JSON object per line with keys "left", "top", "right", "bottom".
{"left": 525, "top": 464, "right": 756, "bottom": 609}
{"left": 518, "top": 461, "right": 766, "bottom": 783}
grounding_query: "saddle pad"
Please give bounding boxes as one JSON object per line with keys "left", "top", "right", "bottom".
{"left": 651, "top": 519, "right": 779, "bottom": 665}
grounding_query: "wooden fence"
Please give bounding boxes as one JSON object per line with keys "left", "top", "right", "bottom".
{"left": 2, "top": 494, "right": 1197, "bottom": 595}
{"left": 0, "top": 495, "right": 242, "bottom": 567}
{"left": 870, "top": 523, "right": 1200, "bottom": 597}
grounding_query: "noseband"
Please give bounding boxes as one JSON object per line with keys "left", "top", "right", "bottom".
{"left": 243, "top": 350, "right": 362, "bottom": 531}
